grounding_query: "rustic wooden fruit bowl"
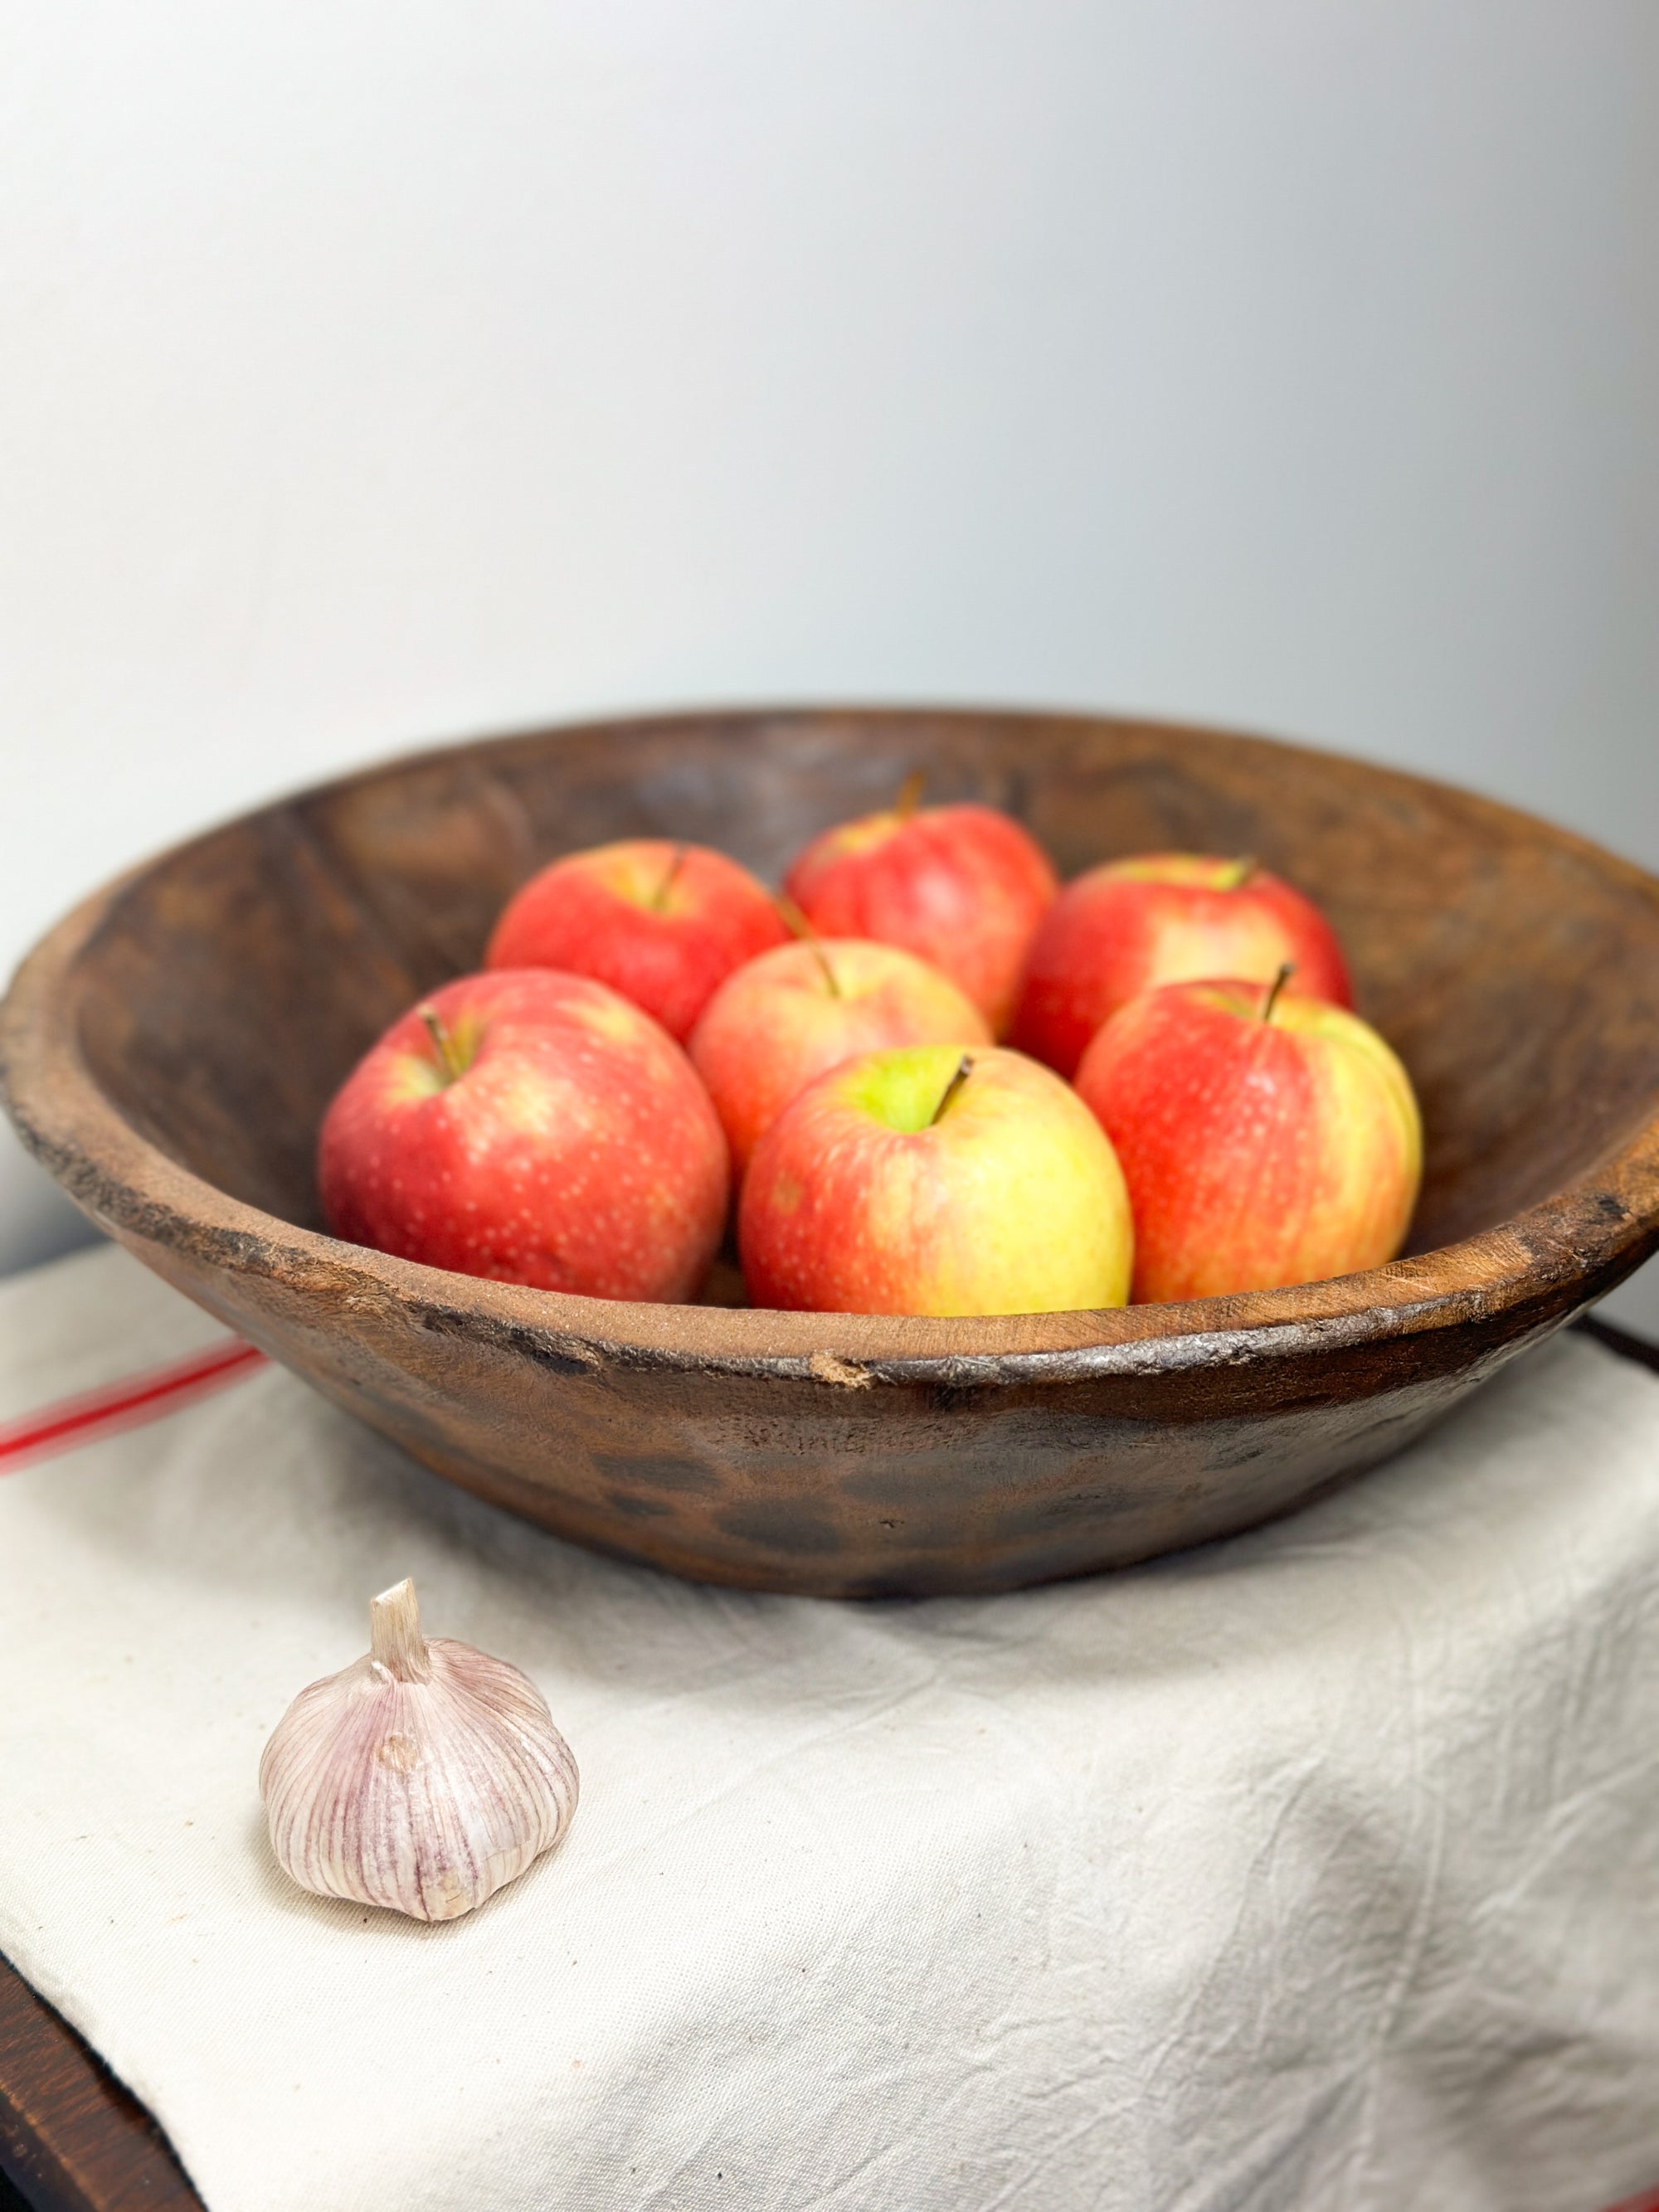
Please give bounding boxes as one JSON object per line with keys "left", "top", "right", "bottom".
{"left": 5, "top": 707, "right": 1659, "bottom": 1597}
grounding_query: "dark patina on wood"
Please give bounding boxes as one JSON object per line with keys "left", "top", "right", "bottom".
{"left": 3, "top": 707, "right": 1658, "bottom": 1597}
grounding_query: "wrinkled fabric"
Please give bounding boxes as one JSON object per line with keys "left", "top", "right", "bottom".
{"left": 1, "top": 1243, "right": 1657, "bottom": 2212}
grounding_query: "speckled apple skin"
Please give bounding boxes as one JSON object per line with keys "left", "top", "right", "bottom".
{"left": 739, "top": 1043, "right": 1132, "bottom": 1317}
{"left": 486, "top": 840, "right": 790, "bottom": 1043}
{"left": 1010, "top": 853, "right": 1353, "bottom": 1079}
{"left": 319, "top": 969, "right": 729, "bottom": 1300}
{"left": 688, "top": 937, "right": 991, "bottom": 1179}
{"left": 783, "top": 805, "right": 1057, "bottom": 1037}
{"left": 1075, "top": 979, "right": 1420, "bottom": 1305}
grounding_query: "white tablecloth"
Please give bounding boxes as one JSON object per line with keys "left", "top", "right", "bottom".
{"left": 2, "top": 1243, "right": 1657, "bottom": 2212}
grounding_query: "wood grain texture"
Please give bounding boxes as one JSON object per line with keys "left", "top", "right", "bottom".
{"left": 0, "top": 1955, "right": 199, "bottom": 2211}
{"left": 3, "top": 706, "right": 1659, "bottom": 1595}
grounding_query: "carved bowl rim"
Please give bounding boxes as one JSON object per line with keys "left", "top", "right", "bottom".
{"left": 5, "top": 705, "right": 1659, "bottom": 1388}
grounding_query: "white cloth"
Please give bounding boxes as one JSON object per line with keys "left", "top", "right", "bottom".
{"left": 2, "top": 1243, "right": 1657, "bottom": 2212}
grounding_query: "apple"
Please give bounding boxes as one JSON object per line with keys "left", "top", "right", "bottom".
{"left": 1073, "top": 972, "right": 1421, "bottom": 1304}
{"left": 739, "top": 1043, "right": 1133, "bottom": 1316}
{"left": 485, "top": 839, "right": 790, "bottom": 1043}
{"left": 782, "top": 784, "right": 1058, "bottom": 1036}
{"left": 1010, "top": 852, "right": 1353, "bottom": 1078}
{"left": 688, "top": 937, "right": 992, "bottom": 1179}
{"left": 319, "top": 968, "right": 728, "bottom": 1301}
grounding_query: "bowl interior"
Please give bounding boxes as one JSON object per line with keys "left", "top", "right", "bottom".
{"left": 63, "top": 707, "right": 1659, "bottom": 1281}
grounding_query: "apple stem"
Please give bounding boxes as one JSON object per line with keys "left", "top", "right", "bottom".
{"left": 775, "top": 893, "right": 817, "bottom": 939}
{"left": 652, "top": 844, "right": 687, "bottom": 911}
{"left": 810, "top": 946, "right": 842, "bottom": 999}
{"left": 1219, "top": 854, "right": 1258, "bottom": 892}
{"left": 1260, "top": 963, "right": 1295, "bottom": 1023}
{"left": 930, "top": 1053, "right": 974, "bottom": 1125}
{"left": 417, "top": 1003, "right": 467, "bottom": 1084}
{"left": 893, "top": 770, "right": 925, "bottom": 821}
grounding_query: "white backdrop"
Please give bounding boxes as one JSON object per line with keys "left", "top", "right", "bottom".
{"left": 3, "top": 0, "right": 1657, "bottom": 1327}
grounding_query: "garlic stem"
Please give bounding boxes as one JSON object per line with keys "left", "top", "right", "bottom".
{"left": 369, "top": 1578, "right": 432, "bottom": 1684}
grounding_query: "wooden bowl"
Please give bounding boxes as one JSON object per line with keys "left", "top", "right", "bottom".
{"left": 5, "top": 707, "right": 1659, "bottom": 1596}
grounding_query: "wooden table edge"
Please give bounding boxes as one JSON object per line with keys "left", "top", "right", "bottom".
{"left": 1, "top": 1310, "right": 1654, "bottom": 2212}
{"left": 1578, "top": 1311, "right": 1659, "bottom": 1377}
{"left": 0, "top": 1950, "right": 200, "bottom": 2210}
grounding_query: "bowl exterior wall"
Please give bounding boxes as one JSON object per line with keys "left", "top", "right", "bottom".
{"left": 124, "top": 1220, "right": 1564, "bottom": 1597}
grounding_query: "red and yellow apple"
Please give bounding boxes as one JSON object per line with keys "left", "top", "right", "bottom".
{"left": 739, "top": 1043, "right": 1133, "bottom": 1315}
{"left": 783, "top": 790, "right": 1057, "bottom": 1036}
{"left": 486, "top": 839, "right": 789, "bottom": 1043}
{"left": 319, "top": 969, "right": 728, "bottom": 1300}
{"left": 1073, "top": 975, "right": 1421, "bottom": 1304}
{"left": 1010, "top": 853, "right": 1352, "bottom": 1078}
{"left": 688, "top": 937, "right": 992, "bottom": 1179}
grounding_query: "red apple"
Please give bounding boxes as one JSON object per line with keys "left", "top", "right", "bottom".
{"left": 319, "top": 969, "right": 728, "bottom": 1300}
{"left": 688, "top": 937, "right": 992, "bottom": 1179}
{"left": 782, "top": 788, "right": 1058, "bottom": 1036}
{"left": 1073, "top": 974, "right": 1421, "bottom": 1304}
{"left": 739, "top": 1043, "right": 1132, "bottom": 1315}
{"left": 1010, "top": 853, "right": 1353, "bottom": 1078}
{"left": 486, "top": 840, "right": 790, "bottom": 1043}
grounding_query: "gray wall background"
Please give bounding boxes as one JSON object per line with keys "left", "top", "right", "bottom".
{"left": 3, "top": 0, "right": 1656, "bottom": 1327}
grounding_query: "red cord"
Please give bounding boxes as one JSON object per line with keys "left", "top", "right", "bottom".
{"left": 0, "top": 1338, "right": 267, "bottom": 1474}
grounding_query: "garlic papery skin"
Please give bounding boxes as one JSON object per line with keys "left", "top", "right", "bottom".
{"left": 259, "top": 1579, "right": 578, "bottom": 1923}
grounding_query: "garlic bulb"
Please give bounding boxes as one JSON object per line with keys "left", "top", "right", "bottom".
{"left": 259, "top": 1579, "right": 577, "bottom": 1922}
